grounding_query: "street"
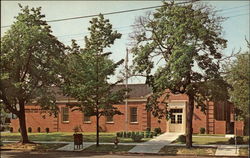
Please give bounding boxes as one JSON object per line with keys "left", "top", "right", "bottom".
{"left": 0, "top": 150, "right": 245, "bottom": 158}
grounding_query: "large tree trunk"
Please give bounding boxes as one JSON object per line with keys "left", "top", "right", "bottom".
{"left": 19, "top": 101, "right": 29, "bottom": 144}
{"left": 96, "top": 114, "right": 99, "bottom": 147}
{"left": 186, "top": 94, "right": 194, "bottom": 148}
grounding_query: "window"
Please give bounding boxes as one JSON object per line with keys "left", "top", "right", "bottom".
{"left": 106, "top": 115, "right": 114, "bottom": 123}
{"left": 177, "top": 115, "right": 182, "bottom": 124}
{"left": 170, "top": 109, "right": 183, "bottom": 113}
{"left": 171, "top": 115, "right": 176, "bottom": 123}
{"left": 83, "top": 115, "right": 91, "bottom": 123}
{"left": 130, "top": 107, "right": 138, "bottom": 123}
{"left": 62, "top": 107, "right": 69, "bottom": 122}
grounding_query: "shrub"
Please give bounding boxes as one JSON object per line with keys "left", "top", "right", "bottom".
{"left": 37, "top": 127, "right": 41, "bottom": 133}
{"left": 45, "top": 128, "right": 49, "bottom": 133}
{"left": 177, "top": 135, "right": 186, "bottom": 143}
{"left": 228, "top": 136, "right": 244, "bottom": 144}
{"left": 9, "top": 127, "right": 13, "bottom": 133}
{"left": 154, "top": 127, "right": 161, "bottom": 135}
{"left": 116, "top": 132, "right": 119, "bottom": 137}
{"left": 145, "top": 127, "right": 151, "bottom": 133}
{"left": 127, "top": 132, "right": 132, "bottom": 138}
{"left": 131, "top": 131, "right": 135, "bottom": 137}
{"left": 141, "top": 132, "right": 144, "bottom": 138}
{"left": 124, "top": 131, "right": 127, "bottom": 138}
{"left": 28, "top": 127, "right": 32, "bottom": 133}
{"left": 200, "top": 127, "right": 206, "bottom": 134}
{"left": 136, "top": 131, "right": 139, "bottom": 135}
{"left": 153, "top": 132, "right": 157, "bottom": 136}
{"left": 150, "top": 132, "right": 153, "bottom": 138}
{"left": 131, "top": 134, "right": 143, "bottom": 142}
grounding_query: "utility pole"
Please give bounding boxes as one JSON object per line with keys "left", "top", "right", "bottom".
{"left": 125, "top": 48, "right": 129, "bottom": 132}
{"left": 234, "top": 110, "right": 237, "bottom": 154}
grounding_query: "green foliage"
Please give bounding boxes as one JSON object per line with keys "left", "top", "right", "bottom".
{"left": 154, "top": 127, "right": 161, "bottom": 135}
{"left": 45, "top": 128, "right": 49, "bottom": 133}
{"left": 131, "top": 2, "right": 229, "bottom": 147}
{"left": 200, "top": 128, "right": 206, "bottom": 134}
{"left": 131, "top": 133, "right": 143, "bottom": 142}
{"left": 0, "top": 5, "right": 66, "bottom": 143}
{"left": 131, "top": 1, "right": 228, "bottom": 117}
{"left": 177, "top": 135, "right": 186, "bottom": 143}
{"left": 37, "top": 127, "right": 41, "bottom": 133}
{"left": 10, "top": 127, "right": 13, "bottom": 133}
{"left": 224, "top": 52, "right": 249, "bottom": 134}
{"left": 28, "top": 127, "right": 32, "bottom": 133}
{"left": 228, "top": 136, "right": 244, "bottom": 144}
{"left": 61, "top": 14, "right": 126, "bottom": 146}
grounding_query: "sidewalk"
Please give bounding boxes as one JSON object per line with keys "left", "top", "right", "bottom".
{"left": 215, "top": 145, "right": 240, "bottom": 156}
{"left": 128, "top": 132, "right": 182, "bottom": 154}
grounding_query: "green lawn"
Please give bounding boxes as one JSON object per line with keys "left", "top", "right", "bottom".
{"left": 83, "top": 144, "right": 135, "bottom": 153}
{"left": 173, "top": 135, "right": 249, "bottom": 145}
{"left": 1, "top": 132, "right": 151, "bottom": 143}
{"left": 1, "top": 142, "right": 66, "bottom": 151}
{"left": 160, "top": 146, "right": 216, "bottom": 156}
{"left": 239, "top": 147, "right": 249, "bottom": 157}
{"left": 172, "top": 136, "right": 229, "bottom": 145}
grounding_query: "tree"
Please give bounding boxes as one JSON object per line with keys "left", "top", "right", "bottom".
{"left": 225, "top": 50, "right": 250, "bottom": 135}
{"left": 62, "top": 14, "right": 126, "bottom": 146}
{"left": 130, "top": 2, "right": 229, "bottom": 148}
{"left": 0, "top": 5, "right": 66, "bottom": 143}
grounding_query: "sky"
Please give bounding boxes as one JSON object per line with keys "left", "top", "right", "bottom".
{"left": 1, "top": 1, "right": 249, "bottom": 83}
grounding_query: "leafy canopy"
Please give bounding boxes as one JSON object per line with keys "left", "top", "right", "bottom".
{"left": 62, "top": 14, "right": 126, "bottom": 118}
{"left": 0, "top": 4, "right": 66, "bottom": 115}
{"left": 131, "top": 2, "right": 229, "bottom": 119}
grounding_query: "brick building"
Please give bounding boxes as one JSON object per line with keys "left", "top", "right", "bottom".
{"left": 10, "top": 84, "right": 244, "bottom": 135}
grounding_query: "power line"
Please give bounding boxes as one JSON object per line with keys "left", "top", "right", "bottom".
{"left": 1, "top": 1, "right": 190, "bottom": 29}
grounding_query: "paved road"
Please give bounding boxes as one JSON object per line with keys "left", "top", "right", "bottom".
{"left": 1, "top": 150, "right": 246, "bottom": 158}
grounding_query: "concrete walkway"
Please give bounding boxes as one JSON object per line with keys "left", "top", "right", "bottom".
{"left": 128, "top": 132, "right": 182, "bottom": 154}
{"left": 215, "top": 145, "right": 239, "bottom": 156}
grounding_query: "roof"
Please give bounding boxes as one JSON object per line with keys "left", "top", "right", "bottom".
{"left": 113, "top": 84, "right": 152, "bottom": 98}
{"left": 51, "top": 84, "right": 152, "bottom": 100}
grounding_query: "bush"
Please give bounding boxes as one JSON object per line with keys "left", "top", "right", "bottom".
{"left": 28, "top": 127, "right": 32, "bottom": 133}
{"left": 228, "top": 136, "right": 244, "bottom": 144}
{"left": 9, "top": 127, "right": 13, "bottom": 133}
{"left": 127, "top": 132, "right": 132, "bottom": 138}
{"left": 177, "top": 135, "right": 186, "bottom": 143}
{"left": 116, "top": 132, "right": 119, "bottom": 137}
{"left": 45, "top": 128, "right": 49, "bottom": 133}
{"left": 37, "top": 127, "right": 41, "bottom": 133}
{"left": 141, "top": 132, "right": 144, "bottom": 138}
{"left": 131, "top": 131, "right": 135, "bottom": 137}
{"left": 200, "top": 127, "right": 206, "bottom": 134}
{"left": 154, "top": 127, "right": 161, "bottom": 135}
{"left": 124, "top": 131, "right": 127, "bottom": 138}
{"left": 131, "top": 134, "right": 143, "bottom": 142}
{"left": 145, "top": 127, "right": 151, "bottom": 133}
{"left": 150, "top": 132, "right": 153, "bottom": 138}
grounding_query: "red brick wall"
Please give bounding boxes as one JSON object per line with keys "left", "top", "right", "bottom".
{"left": 214, "top": 120, "right": 226, "bottom": 134}
{"left": 192, "top": 106, "right": 207, "bottom": 134}
{"left": 235, "top": 121, "right": 244, "bottom": 136}
{"left": 10, "top": 102, "right": 150, "bottom": 133}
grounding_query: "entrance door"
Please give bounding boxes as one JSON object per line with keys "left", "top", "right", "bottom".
{"left": 169, "top": 109, "right": 183, "bottom": 133}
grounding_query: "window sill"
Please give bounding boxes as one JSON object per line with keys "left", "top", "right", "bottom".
{"left": 62, "top": 121, "right": 70, "bottom": 124}
{"left": 84, "top": 121, "right": 91, "bottom": 124}
{"left": 106, "top": 122, "right": 114, "bottom": 124}
{"left": 130, "top": 122, "right": 139, "bottom": 124}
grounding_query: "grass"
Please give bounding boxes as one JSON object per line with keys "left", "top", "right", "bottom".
{"left": 160, "top": 146, "right": 216, "bottom": 156}
{"left": 83, "top": 144, "right": 135, "bottom": 153}
{"left": 172, "top": 136, "right": 229, "bottom": 145}
{"left": 1, "top": 132, "right": 151, "bottom": 143}
{"left": 193, "top": 134, "right": 225, "bottom": 137}
{"left": 1, "top": 142, "right": 66, "bottom": 151}
{"left": 239, "top": 147, "right": 249, "bottom": 156}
